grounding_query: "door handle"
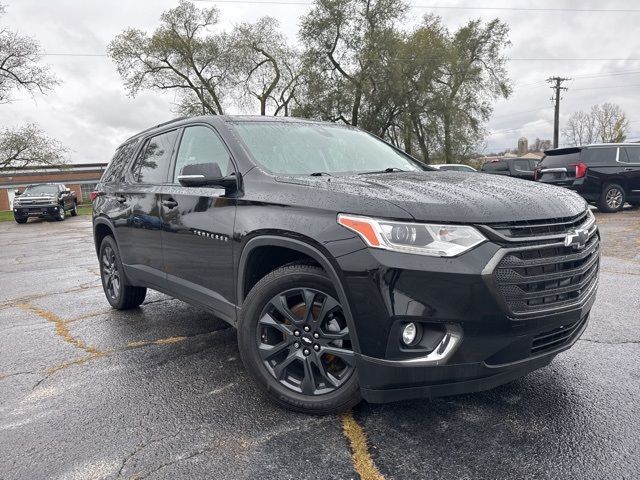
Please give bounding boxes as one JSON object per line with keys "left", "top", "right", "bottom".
{"left": 162, "top": 199, "right": 178, "bottom": 209}
{"left": 623, "top": 167, "right": 634, "bottom": 171}
{"left": 116, "top": 195, "right": 126, "bottom": 203}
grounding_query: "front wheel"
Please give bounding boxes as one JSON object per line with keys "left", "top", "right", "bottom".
{"left": 55, "top": 204, "right": 66, "bottom": 221}
{"left": 14, "top": 215, "right": 27, "bottom": 224}
{"left": 238, "top": 263, "right": 361, "bottom": 414}
{"left": 597, "top": 183, "right": 626, "bottom": 213}
{"left": 99, "top": 236, "right": 147, "bottom": 309}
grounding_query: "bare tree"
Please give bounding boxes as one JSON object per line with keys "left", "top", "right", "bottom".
{"left": 563, "top": 103, "right": 628, "bottom": 146}
{"left": 530, "top": 138, "right": 552, "bottom": 152}
{"left": 0, "top": 123, "right": 68, "bottom": 169}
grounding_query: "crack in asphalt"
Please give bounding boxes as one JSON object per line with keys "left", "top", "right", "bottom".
{"left": 578, "top": 338, "right": 640, "bottom": 345}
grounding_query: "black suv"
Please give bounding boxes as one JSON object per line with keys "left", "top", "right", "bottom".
{"left": 479, "top": 157, "right": 539, "bottom": 180}
{"left": 535, "top": 144, "right": 640, "bottom": 212}
{"left": 92, "top": 116, "right": 599, "bottom": 414}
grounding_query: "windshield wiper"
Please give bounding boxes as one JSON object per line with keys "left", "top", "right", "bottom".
{"left": 359, "top": 167, "right": 405, "bottom": 175}
{"left": 309, "top": 172, "right": 332, "bottom": 176}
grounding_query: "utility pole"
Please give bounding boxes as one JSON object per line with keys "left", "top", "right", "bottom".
{"left": 547, "top": 76, "right": 570, "bottom": 148}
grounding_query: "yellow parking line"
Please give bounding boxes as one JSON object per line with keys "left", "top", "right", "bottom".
{"left": 341, "top": 411, "right": 385, "bottom": 480}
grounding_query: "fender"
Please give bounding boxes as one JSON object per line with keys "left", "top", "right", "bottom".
{"left": 236, "top": 235, "right": 361, "bottom": 353}
{"left": 92, "top": 215, "right": 120, "bottom": 254}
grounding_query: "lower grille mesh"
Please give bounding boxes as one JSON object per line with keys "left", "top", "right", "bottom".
{"left": 531, "top": 316, "right": 588, "bottom": 354}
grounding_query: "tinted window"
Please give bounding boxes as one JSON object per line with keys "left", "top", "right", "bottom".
{"left": 584, "top": 147, "right": 617, "bottom": 164}
{"left": 513, "top": 159, "right": 534, "bottom": 172}
{"left": 622, "top": 147, "right": 640, "bottom": 163}
{"left": 232, "top": 122, "right": 424, "bottom": 175}
{"left": 528, "top": 159, "right": 539, "bottom": 170}
{"left": 133, "top": 130, "right": 178, "bottom": 184}
{"left": 174, "top": 126, "right": 231, "bottom": 182}
{"left": 482, "top": 161, "right": 507, "bottom": 172}
{"left": 102, "top": 139, "right": 139, "bottom": 183}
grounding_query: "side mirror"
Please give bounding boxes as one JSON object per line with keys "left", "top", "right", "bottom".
{"left": 178, "top": 162, "right": 237, "bottom": 190}
{"left": 64, "top": 189, "right": 71, "bottom": 194}
{"left": 14, "top": 189, "right": 21, "bottom": 196}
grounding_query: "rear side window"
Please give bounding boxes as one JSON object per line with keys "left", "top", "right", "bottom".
{"left": 132, "top": 130, "right": 179, "bottom": 184}
{"left": 513, "top": 159, "right": 534, "bottom": 172}
{"left": 482, "top": 161, "right": 507, "bottom": 171}
{"left": 102, "top": 139, "right": 139, "bottom": 183}
{"left": 583, "top": 147, "right": 617, "bottom": 164}
{"left": 621, "top": 147, "right": 640, "bottom": 163}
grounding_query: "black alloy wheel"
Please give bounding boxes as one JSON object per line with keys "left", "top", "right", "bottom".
{"left": 238, "top": 264, "right": 361, "bottom": 414}
{"left": 98, "top": 236, "right": 147, "bottom": 309}
{"left": 257, "top": 286, "right": 355, "bottom": 396}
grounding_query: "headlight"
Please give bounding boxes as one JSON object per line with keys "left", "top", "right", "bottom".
{"left": 338, "top": 214, "right": 486, "bottom": 257}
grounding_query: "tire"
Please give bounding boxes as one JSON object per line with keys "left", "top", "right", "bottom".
{"left": 629, "top": 200, "right": 640, "bottom": 207}
{"left": 99, "top": 235, "right": 147, "bottom": 309}
{"left": 70, "top": 202, "right": 78, "bottom": 216}
{"left": 14, "top": 216, "right": 27, "bottom": 224}
{"left": 238, "top": 263, "right": 361, "bottom": 414}
{"left": 55, "top": 204, "right": 66, "bottom": 221}
{"left": 597, "top": 183, "right": 626, "bottom": 213}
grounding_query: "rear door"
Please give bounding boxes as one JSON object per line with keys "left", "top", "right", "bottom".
{"left": 620, "top": 146, "right": 640, "bottom": 196}
{"left": 511, "top": 159, "right": 535, "bottom": 180}
{"left": 481, "top": 160, "right": 509, "bottom": 175}
{"left": 160, "top": 124, "right": 237, "bottom": 322}
{"left": 114, "top": 129, "right": 179, "bottom": 289}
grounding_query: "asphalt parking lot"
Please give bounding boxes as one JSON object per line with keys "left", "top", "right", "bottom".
{"left": 1, "top": 209, "right": 639, "bottom": 480}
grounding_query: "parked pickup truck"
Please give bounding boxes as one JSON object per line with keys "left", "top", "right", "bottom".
{"left": 13, "top": 183, "right": 78, "bottom": 223}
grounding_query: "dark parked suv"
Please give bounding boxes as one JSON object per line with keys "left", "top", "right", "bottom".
{"left": 92, "top": 116, "right": 599, "bottom": 414}
{"left": 480, "top": 157, "right": 539, "bottom": 180}
{"left": 535, "top": 143, "right": 640, "bottom": 212}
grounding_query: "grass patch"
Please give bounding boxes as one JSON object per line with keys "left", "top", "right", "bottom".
{"left": 0, "top": 204, "right": 92, "bottom": 222}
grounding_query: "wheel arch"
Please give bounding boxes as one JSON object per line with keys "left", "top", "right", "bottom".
{"left": 93, "top": 216, "right": 117, "bottom": 255}
{"left": 237, "top": 235, "right": 361, "bottom": 353}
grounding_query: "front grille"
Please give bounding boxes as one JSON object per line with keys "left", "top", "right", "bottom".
{"left": 487, "top": 210, "right": 589, "bottom": 238}
{"left": 493, "top": 233, "right": 600, "bottom": 316}
{"left": 531, "top": 315, "right": 588, "bottom": 355}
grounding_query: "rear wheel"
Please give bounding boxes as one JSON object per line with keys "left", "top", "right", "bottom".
{"left": 99, "top": 236, "right": 146, "bottom": 309}
{"left": 238, "top": 264, "right": 360, "bottom": 414}
{"left": 597, "top": 183, "right": 625, "bottom": 213}
{"left": 70, "top": 202, "right": 78, "bottom": 216}
{"left": 629, "top": 200, "right": 640, "bottom": 207}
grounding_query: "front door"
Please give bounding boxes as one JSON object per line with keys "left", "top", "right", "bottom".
{"left": 161, "top": 125, "right": 237, "bottom": 322}
{"left": 114, "top": 129, "right": 179, "bottom": 289}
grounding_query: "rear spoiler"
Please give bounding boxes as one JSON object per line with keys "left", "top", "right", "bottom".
{"left": 543, "top": 147, "right": 581, "bottom": 156}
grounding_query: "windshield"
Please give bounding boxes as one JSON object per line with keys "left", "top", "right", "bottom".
{"left": 231, "top": 122, "right": 425, "bottom": 175}
{"left": 22, "top": 184, "right": 58, "bottom": 195}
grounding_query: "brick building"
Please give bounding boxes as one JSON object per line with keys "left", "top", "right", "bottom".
{"left": 0, "top": 163, "right": 107, "bottom": 211}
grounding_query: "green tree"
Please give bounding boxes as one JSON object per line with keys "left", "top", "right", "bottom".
{"left": 0, "top": 123, "right": 68, "bottom": 169}
{"left": 0, "top": 4, "right": 65, "bottom": 169}
{"left": 108, "top": 0, "right": 230, "bottom": 115}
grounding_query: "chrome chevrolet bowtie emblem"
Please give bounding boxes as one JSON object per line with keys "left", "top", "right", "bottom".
{"left": 564, "top": 228, "right": 589, "bottom": 250}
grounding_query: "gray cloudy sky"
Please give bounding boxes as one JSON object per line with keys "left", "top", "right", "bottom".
{"left": 2, "top": 0, "right": 640, "bottom": 163}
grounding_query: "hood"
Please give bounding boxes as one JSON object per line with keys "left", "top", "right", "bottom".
{"left": 275, "top": 171, "right": 587, "bottom": 223}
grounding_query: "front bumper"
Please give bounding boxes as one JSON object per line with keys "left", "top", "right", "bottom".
{"left": 333, "top": 226, "right": 598, "bottom": 403}
{"left": 14, "top": 205, "right": 61, "bottom": 217}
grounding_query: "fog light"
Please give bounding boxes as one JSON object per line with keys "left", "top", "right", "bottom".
{"left": 402, "top": 322, "right": 418, "bottom": 346}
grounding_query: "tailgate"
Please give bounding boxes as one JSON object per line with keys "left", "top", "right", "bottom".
{"left": 536, "top": 148, "right": 581, "bottom": 184}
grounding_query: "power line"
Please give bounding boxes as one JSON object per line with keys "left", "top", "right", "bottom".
{"left": 192, "top": 0, "right": 640, "bottom": 12}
